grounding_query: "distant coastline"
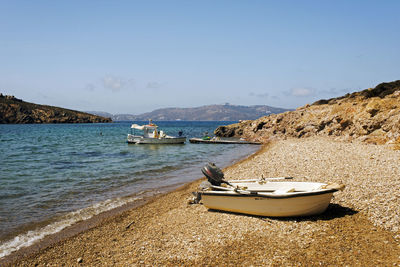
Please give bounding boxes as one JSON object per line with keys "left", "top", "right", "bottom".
{"left": 88, "top": 104, "right": 292, "bottom": 121}
{"left": 0, "top": 94, "right": 112, "bottom": 124}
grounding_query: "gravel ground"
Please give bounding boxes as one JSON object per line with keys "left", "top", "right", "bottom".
{"left": 225, "top": 137, "right": 400, "bottom": 236}
{"left": 5, "top": 137, "right": 400, "bottom": 266}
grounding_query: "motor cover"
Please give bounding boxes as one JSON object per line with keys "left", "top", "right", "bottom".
{"left": 201, "top": 162, "right": 225, "bottom": 186}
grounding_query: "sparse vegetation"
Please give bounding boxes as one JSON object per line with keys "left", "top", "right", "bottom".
{"left": 215, "top": 80, "right": 400, "bottom": 148}
{"left": 0, "top": 94, "right": 112, "bottom": 124}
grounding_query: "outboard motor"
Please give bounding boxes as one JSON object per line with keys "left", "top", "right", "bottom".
{"left": 201, "top": 162, "right": 232, "bottom": 186}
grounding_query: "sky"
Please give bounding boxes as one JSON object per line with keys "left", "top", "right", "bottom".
{"left": 1, "top": 0, "right": 400, "bottom": 114}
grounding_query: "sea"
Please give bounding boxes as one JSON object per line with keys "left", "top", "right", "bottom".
{"left": 0, "top": 121, "right": 259, "bottom": 258}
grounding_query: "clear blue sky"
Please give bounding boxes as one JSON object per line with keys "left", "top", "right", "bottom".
{"left": 1, "top": 0, "right": 399, "bottom": 114}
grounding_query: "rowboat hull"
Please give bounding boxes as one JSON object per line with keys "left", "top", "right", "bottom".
{"left": 200, "top": 190, "right": 334, "bottom": 217}
{"left": 199, "top": 181, "right": 340, "bottom": 217}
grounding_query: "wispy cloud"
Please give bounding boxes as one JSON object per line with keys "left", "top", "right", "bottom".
{"left": 249, "top": 92, "right": 269, "bottom": 98}
{"left": 100, "top": 75, "right": 135, "bottom": 92}
{"left": 283, "top": 87, "right": 315, "bottom": 97}
{"left": 83, "top": 75, "right": 135, "bottom": 94}
{"left": 103, "top": 76, "right": 125, "bottom": 92}
{"left": 146, "top": 82, "right": 162, "bottom": 89}
{"left": 319, "top": 87, "right": 352, "bottom": 97}
{"left": 85, "top": 76, "right": 164, "bottom": 93}
{"left": 85, "top": 83, "right": 96, "bottom": 92}
{"left": 291, "top": 88, "right": 314, "bottom": 97}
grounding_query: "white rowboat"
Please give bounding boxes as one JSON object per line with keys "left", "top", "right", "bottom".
{"left": 200, "top": 181, "right": 342, "bottom": 217}
{"left": 197, "top": 163, "right": 344, "bottom": 217}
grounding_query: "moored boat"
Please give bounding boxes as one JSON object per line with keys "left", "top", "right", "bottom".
{"left": 127, "top": 120, "right": 186, "bottom": 144}
{"left": 189, "top": 137, "right": 261, "bottom": 145}
{"left": 196, "top": 163, "right": 345, "bottom": 217}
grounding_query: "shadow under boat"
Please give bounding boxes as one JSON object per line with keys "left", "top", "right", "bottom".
{"left": 206, "top": 203, "right": 358, "bottom": 221}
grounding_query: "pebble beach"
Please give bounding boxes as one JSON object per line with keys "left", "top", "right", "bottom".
{"left": 4, "top": 137, "right": 400, "bottom": 266}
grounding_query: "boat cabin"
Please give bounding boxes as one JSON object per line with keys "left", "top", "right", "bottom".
{"left": 130, "top": 124, "right": 165, "bottom": 138}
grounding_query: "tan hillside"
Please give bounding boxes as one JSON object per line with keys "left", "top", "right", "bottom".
{"left": 215, "top": 80, "right": 400, "bottom": 148}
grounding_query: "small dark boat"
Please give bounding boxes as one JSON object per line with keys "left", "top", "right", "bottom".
{"left": 189, "top": 137, "right": 261, "bottom": 145}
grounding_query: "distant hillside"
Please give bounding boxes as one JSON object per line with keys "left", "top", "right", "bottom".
{"left": 215, "top": 80, "right": 400, "bottom": 148}
{"left": 0, "top": 94, "right": 112, "bottom": 124}
{"left": 86, "top": 111, "right": 114, "bottom": 119}
{"left": 112, "top": 114, "right": 137, "bottom": 121}
{"left": 89, "top": 104, "right": 292, "bottom": 121}
{"left": 85, "top": 111, "right": 138, "bottom": 122}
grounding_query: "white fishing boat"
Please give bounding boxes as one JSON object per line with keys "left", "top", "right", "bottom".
{"left": 196, "top": 163, "right": 345, "bottom": 217}
{"left": 127, "top": 121, "right": 186, "bottom": 144}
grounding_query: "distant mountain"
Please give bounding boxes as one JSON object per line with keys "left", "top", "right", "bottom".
{"left": 86, "top": 112, "right": 136, "bottom": 121}
{"left": 0, "top": 94, "right": 112, "bottom": 124}
{"left": 89, "top": 104, "right": 292, "bottom": 121}
{"left": 112, "top": 114, "right": 137, "bottom": 121}
{"left": 85, "top": 111, "right": 114, "bottom": 119}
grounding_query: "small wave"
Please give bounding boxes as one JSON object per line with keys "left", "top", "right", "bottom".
{"left": 0, "top": 195, "right": 143, "bottom": 258}
{"left": 133, "top": 164, "right": 181, "bottom": 176}
{"left": 83, "top": 151, "right": 103, "bottom": 157}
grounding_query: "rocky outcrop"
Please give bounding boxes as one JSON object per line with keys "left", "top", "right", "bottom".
{"left": 215, "top": 80, "right": 400, "bottom": 147}
{"left": 0, "top": 94, "right": 112, "bottom": 124}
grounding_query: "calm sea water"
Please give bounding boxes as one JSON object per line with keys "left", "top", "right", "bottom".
{"left": 0, "top": 121, "right": 259, "bottom": 257}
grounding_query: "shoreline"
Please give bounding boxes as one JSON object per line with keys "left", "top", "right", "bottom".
{"left": 4, "top": 137, "right": 400, "bottom": 266}
{"left": 0, "top": 185, "right": 175, "bottom": 265}
{"left": 1, "top": 144, "right": 264, "bottom": 266}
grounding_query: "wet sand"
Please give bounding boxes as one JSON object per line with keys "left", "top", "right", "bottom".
{"left": 3, "top": 137, "right": 400, "bottom": 266}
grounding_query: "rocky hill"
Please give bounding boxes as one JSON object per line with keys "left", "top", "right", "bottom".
{"left": 89, "top": 104, "right": 291, "bottom": 121}
{"left": 0, "top": 94, "right": 112, "bottom": 124}
{"left": 215, "top": 80, "right": 400, "bottom": 148}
